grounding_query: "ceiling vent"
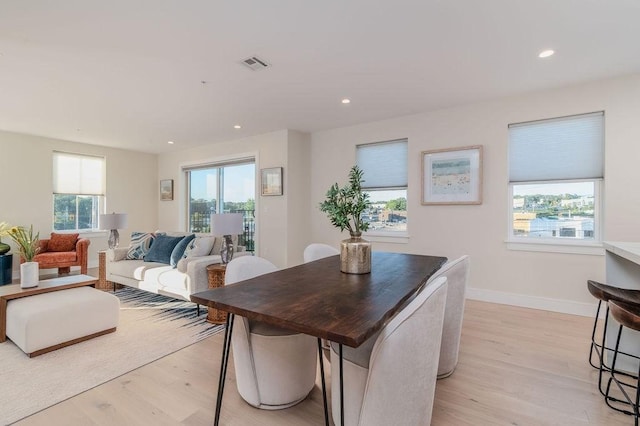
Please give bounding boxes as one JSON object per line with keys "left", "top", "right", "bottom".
{"left": 241, "top": 56, "right": 270, "bottom": 71}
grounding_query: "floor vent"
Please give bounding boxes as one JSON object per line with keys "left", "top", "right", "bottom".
{"left": 241, "top": 56, "right": 270, "bottom": 71}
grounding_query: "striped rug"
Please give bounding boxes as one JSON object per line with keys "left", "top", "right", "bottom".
{"left": 0, "top": 287, "right": 224, "bottom": 425}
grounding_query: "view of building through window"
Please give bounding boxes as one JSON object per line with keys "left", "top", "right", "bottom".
{"left": 186, "top": 162, "right": 255, "bottom": 251}
{"left": 53, "top": 195, "right": 100, "bottom": 231}
{"left": 512, "top": 181, "right": 595, "bottom": 240}
{"left": 362, "top": 189, "right": 407, "bottom": 232}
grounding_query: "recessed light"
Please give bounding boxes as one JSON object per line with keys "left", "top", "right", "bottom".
{"left": 234, "top": 125, "right": 242, "bottom": 129}
{"left": 538, "top": 49, "right": 555, "bottom": 58}
{"left": 167, "top": 141, "right": 174, "bottom": 145}
{"left": 341, "top": 98, "right": 351, "bottom": 104}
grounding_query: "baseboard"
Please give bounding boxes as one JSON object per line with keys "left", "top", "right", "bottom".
{"left": 466, "top": 287, "right": 600, "bottom": 318}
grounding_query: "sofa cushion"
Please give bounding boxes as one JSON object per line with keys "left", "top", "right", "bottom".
{"left": 109, "top": 259, "right": 165, "bottom": 281}
{"left": 34, "top": 251, "right": 77, "bottom": 263}
{"left": 48, "top": 233, "right": 78, "bottom": 252}
{"left": 170, "top": 234, "right": 195, "bottom": 267}
{"left": 183, "top": 236, "right": 216, "bottom": 258}
{"left": 126, "top": 232, "right": 160, "bottom": 260}
{"left": 144, "top": 235, "right": 184, "bottom": 264}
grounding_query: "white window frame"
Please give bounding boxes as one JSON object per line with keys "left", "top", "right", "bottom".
{"left": 356, "top": 139, "right": 409, "bottom": 242}
{"left": 506, "top": 112, "right": 605, "bottom": 255}
{"left": 52, "top": 152, "right": 105, "bottom": 233}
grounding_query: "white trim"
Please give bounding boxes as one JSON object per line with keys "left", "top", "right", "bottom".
{"left": 466, "top": 287, "right": 601, "bottom": 318}
{"left": 506, "top": 240, "right": 604, "bottom": 256}
{"left": 363, "top": 231, "right": 409, "bottom": 244}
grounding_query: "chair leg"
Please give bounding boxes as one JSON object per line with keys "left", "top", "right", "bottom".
{"left": 590, "top": 300, "right": 603, "bottom": 369}
{"left": 605, "top": 324, "right": 640, "bottom": 418}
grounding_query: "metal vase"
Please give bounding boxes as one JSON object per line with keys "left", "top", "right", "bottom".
{"left": 340, "top": 232, "right": 371, "bottom": 274}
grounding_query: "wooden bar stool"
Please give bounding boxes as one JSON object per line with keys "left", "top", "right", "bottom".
{"left": 606, "top": 299, "right": 640, "bottom": 424}
{"left": 587, "top": 280, "right": 640, "bottom": 395}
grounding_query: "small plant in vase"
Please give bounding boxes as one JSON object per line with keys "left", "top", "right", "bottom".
{"left": 8, "top": 225, "right": 40, "bottom": 288}
{"left": 320, "top": 166, "right": 372, "bottom": 274}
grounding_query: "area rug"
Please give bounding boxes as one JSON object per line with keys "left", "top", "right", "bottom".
{"left": 0, "top": 287, "right": 224, "bottom": 425}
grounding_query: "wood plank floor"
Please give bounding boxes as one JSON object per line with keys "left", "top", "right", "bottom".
{"left": 15, "top": 299, "right": 631, "bottom": 425}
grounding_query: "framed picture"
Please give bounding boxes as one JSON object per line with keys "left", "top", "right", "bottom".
{"left": 421, "top": 145, "right": 483, "bottom": 205}
{"left": 160, "top": 179, "right": 174, "bottom": 201}
{"left": 261, "top": 167, "right": 283, "bottom": 196}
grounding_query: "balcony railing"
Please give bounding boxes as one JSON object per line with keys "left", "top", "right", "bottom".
{"left": 188, "top": 209, "right": 255, "bottom": 253}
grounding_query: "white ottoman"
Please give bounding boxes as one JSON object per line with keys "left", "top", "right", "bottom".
{"left": 6, "top": 287, "right": 120, "bottom": 357}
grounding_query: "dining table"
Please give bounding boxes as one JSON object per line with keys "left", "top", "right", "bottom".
{"left": 190, "top": 251, "right": 447, "bottom": 426}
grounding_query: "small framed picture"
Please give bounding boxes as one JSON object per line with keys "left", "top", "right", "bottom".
{"left": 261, "top": 167, "right": 283, "bottom": 196}
{"left": 421, "top": 145, "right": 483, "bottom": 205}
{"left": 160, "top": 179, "right": 174, "bottom": 201}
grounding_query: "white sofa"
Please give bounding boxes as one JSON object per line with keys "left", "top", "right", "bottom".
{"left": 106, "top": 232, "right": 246, "bottom": 301}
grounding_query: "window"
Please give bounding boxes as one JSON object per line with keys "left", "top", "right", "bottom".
{"left": 52, "top": 152, "right": 105, "bottom": 231}
{"left": 356, "top": 139, "right": 408, "bottom": 233}
{"left": 508, "top": 112, "right": 604, "bottom": 244}
{"left": 184, "top": 160, "right": 256, "bottom": 251}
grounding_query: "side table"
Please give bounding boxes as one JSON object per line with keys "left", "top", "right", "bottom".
{"left": 97, "top": 251, "right": 113, "bottom": 291}
{"left": 0, "top": 254, "right": 13, "bottom": 285}
{"left": 206, "top": 264, "right": 227, "bottom": 324}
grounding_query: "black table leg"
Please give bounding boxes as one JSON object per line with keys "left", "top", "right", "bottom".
{"left": 339, "top": 343, "right": 344, "bottom": 426}
{"left": 317, "top": 338, "right": 329, "bottom": 426}
{"left": 214, "top": 313, "right": 235, "bottom": 426}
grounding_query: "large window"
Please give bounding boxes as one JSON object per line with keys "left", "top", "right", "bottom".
{"left": 356, "top": 139, "right": 408, "bottom": 233}
{"left": 185, "top": 160, "right": 255, "bottom": 250}
{"left": 508, "top": 112, "right": 604, "bottom": 244}
{"left": 52, "top": 152, "right": 104, "bottom": 231}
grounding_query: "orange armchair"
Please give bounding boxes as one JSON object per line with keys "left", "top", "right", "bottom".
{"left": 30, "top": 234, "right": 90, "bottom": 275}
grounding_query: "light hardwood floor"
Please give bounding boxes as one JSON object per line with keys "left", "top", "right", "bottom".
{"left": 15, "top": 297, "right": 631, "bottom": 425}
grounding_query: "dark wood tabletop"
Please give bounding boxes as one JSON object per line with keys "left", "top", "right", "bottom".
{"left": 191, "top": 252, "right": 447, "bottom": 348}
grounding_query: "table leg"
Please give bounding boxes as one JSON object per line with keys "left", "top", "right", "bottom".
{"left": 214, "top": 313, "right": 235, "bottom": 426}
{"left": 339, "top": 343, "right": 344, "bottom": 426}
{"left": 317, "top": 338, "right": 329, "bottom": 426}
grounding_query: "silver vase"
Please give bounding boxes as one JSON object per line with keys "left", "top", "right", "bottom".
{"left": 340, "top": 232, "right": 371, "bottom": 274}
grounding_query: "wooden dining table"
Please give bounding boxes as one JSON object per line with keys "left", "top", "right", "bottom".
{"left": 190, "top": 251, "right": 447, "bottom": 426}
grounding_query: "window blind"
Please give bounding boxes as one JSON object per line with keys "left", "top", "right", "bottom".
{"left": 356, "top": 139, "right": 408, "bottom": 189}
{"left": 53, "top": 152, "right": 105, "bottom": 195}
{"left": 508, "top": 111, "right": 604, "bottom": 182}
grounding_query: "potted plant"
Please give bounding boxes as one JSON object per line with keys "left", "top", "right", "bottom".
{"left": 8, "top": 225, "right": 40, "bottom": 288}
{"left": 319, "top": 165, "right": 372, "bottom": 274}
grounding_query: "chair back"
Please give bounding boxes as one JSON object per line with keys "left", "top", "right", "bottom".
{"left": 303, "top": 243, "right": 339, "bottom": 263}
{"left": 426, "top": 255, "right": 470, "bottom": 378}
{"left": 355, "top": 276, "right": 448, "bottom": 426}
{"left": 225, "top": 256, "right": 277, "bottom": 285}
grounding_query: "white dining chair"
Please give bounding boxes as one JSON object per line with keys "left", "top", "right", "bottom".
{"left": 330, "top": 276, "right": 448, "bottom": 426}
{"left": 303, "top": 243, "right": 339, "bottom": 263}
{"left": 425, "top": 255, "right": 470, "bottom": 378}
{"left": 225, "top": 256, "right": 318, "bottom": 409}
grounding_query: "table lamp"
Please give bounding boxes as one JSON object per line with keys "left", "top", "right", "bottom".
{"left": 211, "top": 213, "right": 244, "bottom": 264}
{"left": 100, "top": 213, "right": 128, "bottom": 249}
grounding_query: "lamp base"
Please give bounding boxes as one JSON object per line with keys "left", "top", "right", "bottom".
{"left": 220, "top": 235, "right": 235, "bottom": 264}
{"left": 108, "top": 229, "right": 120, "bottom": 250}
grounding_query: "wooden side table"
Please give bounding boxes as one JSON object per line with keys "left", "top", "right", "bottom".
{"left": 206, "top": 264, "right": 227, "bottom": 324}
{"left": 97, "top": 251, "right": 112, "bottom": 291}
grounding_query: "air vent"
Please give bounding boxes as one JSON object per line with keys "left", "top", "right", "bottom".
{"left": 241, "top": 55, "right": 270, "bottom": 71}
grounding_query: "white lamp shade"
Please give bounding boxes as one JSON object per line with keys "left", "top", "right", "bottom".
{"left": 211, "top": 213, "right": 243, "bottom": 236}
{"left": 100, "top": 213, "right": 128, "bottom": 230}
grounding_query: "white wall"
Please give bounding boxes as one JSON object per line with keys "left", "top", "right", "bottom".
{"left": 156, "top": 129, "right": 310, "bottom": 269}
{"left": 0, "top": 131, "right": 157, "bottom": 274}
{"left": 309, "top": 73, "right": 640, "bottom": 315}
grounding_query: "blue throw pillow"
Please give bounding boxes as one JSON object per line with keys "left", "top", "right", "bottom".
{"left": 144, "top": 235, "right": 184, "bottom": 264}
{"left": 170, "top": 234, "right": 195, "bottom": 267}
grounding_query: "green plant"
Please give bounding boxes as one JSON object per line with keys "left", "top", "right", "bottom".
{"left": 319, "top": 165, "right": 371, "bottom": 235}
{"left": 8, "top": 225, "right": 40, "bottom": 262}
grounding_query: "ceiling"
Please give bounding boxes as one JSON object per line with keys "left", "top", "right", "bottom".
{"left": 1, "top": 1, "right": 639, "bottom": 154}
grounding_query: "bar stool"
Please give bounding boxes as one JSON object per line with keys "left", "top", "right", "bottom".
{"left": 587, "top": 280, "right": 640, "bottom": 395}
{"left": 605, "top": 299, "right": 640, "bottom": 424}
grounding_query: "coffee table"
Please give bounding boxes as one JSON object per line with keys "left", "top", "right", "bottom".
{"left": 0, "top": 274, "right": 97, "bottom": 342}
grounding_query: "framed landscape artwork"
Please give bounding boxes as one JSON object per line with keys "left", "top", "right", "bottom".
{"left": 261, "top": 167, "right": 283, "bottom": 196}
{"left": 421, "top": 145, "right": 483, "bottom": 205}
{"left": 160, "top": 179, "right": 174, "bottom": 201}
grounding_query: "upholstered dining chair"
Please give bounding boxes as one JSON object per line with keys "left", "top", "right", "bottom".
{"left": 303, "top": 243, "right": 339, "bottom": 263}
{"left": 329, "top": 276, "right": 448, "bottom": 426}
{"left": 425, "top": 255, "right": 470, "bottom": 378}
{"left": 225, "top": 256, "right": 318, "bottom": 410}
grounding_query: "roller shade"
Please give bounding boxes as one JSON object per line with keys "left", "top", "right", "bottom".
{"left": 356, "top": 139, "right": 408, "bottom": 189}
{"left": 509, "top": 112, "right": 604, "bottom": 182}
{"left": 53, "top": 152, "right": 105, "bottom": 195}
